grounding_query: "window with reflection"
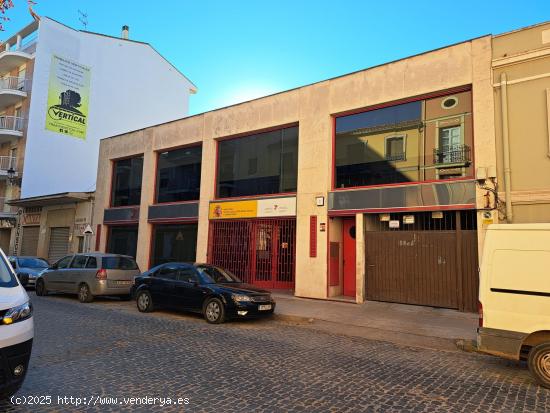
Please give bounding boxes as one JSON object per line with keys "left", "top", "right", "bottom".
{"left": 217, "top": 126, "right": 298, "bottom": 198}
{"left": 335, "top": 90, "right": 474, "bottom": 188}
{"left": 107, "top": 225, "right": 138, "bottom": 258}
{"left": 111, "top": 156, "right": 143, "bottom": 206}
{"left": 156, "top": 146, "right": 202, "bottom": 203}
{"left": 151, "top": 224, "right": 198, "bottom": 267}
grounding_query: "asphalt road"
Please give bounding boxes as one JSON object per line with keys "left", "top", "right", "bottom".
{"left": 1, "top": 292, "right": 548, "bottom": 412}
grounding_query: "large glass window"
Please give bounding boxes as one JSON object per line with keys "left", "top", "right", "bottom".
{"left": 111, "top": 156, "right": 143, "bottom": 207}
{"left": 335, "top": 101, "right": 422, "bottom": 188}
{"left": 107, "top": 225, "right": 138, "bottom": 258}
{"left": 156, "top": 146, "right": 202, "bottom": 203}
{"left": 151, "top": 224, "right": 198, "bottom": 267}
{"left": 217, "top": 126, "right": 298, "bottom": 198}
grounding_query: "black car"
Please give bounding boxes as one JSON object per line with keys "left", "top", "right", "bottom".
{"left": 131, "top": 263, "right": 276, "bottom": 323}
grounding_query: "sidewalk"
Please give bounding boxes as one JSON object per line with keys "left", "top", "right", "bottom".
{"left": 271, "top": 293, "right": 478, "bottom": 352}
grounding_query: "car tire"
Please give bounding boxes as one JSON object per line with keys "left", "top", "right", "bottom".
{"left": 78, "top": 283, "right": 94, "bottom": 303}
{"left": 136, "top": 290, "right": 154, "bottom": 312}
{"left": 528, "top": 343, "right": 550, "bottom": 388}
{"left": 35, "top": 279, "right": 47, "bottom": 296}
{"left": 204, "top": 298, "right": 225, "bottom": 324}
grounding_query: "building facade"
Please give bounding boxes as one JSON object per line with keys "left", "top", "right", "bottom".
{"left": 93, "top": 31, "right": 500, "bottom": 312}
{"left": 0, "top": 17, "right": 196, "bottom": 257}
{"left": 492, "top": 22, "right": 550, "bottom": 224}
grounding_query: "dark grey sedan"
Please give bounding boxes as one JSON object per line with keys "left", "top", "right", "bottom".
{"left": 8, "top": 256, "right": 49, "bottom": 288}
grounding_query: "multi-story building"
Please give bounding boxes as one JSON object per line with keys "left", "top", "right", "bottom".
{"left": 93, "top": 26, "right": 506, "bottom": 312}
{"left": 492, "top": 21, "right": 550, "bottom": 223}
{"left": 0, "top": 17, "right": 196, "bottom": 261}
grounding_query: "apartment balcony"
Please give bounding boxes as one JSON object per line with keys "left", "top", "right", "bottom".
{"left": 433, "top": 145, "right": 471, "bottom": 167}
{"left": 0, "top": 76, "right": 28, "bottom": 111}
{"left": 0, "top": 196, "right": 18, "bottom": 219}
{"left": 0, "top": 25, "right": 37, "bottom": 74}
{"left": 0, "top": 116, "right": 24, "bottom": 143}
{"left": 0, "top": 156, "right": 17, "bottom": 179}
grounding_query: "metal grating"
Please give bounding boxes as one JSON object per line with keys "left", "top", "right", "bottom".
{"left": 208, "top": 218, "right": 296, "bottom": 289}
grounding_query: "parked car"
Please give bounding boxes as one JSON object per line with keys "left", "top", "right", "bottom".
{"left": 35, "top": 253, "right": 140, "bottom": 303}
{"left": 8, "top": 256, "right": 49, "bottom": 288}
{"left": 132, "top": 263, "right": 276, "bottom": 324}
{"left": 0, "top": 248, "right": 33, "bottom": 400}
{"left": 477, "top": 223, "right": 550, "bottom": 388}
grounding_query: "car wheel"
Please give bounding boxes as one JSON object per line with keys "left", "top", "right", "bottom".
{"left": 136, "top": 290, "right": 154, "bottom": 312}
{"left": 204, "top": 298, "right": 225, "bottom": 324}
{"left": 528, "top": 343, "right": 550, "bottom": 388}
{"left": 35, "top": 279, "right": 47, "bottom": 296}
{"left": 78, "top": 283, "right": 94, "bottom": 303}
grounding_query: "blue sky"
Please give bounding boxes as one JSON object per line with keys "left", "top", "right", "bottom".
{"left": 2, "top": 1, "right": 549, "bottom": 115}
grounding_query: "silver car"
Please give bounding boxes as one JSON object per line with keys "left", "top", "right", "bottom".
{"left": 7, "top": 256, "right": 49, "bottom": 288}
{"left": 35, "top": 253, "right": 140, "bottom": 303}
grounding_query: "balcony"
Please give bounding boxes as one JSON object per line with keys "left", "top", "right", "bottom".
{"left": 0, "top": 156, "right": 17, "bottom": 179}
{"left": 0, "top": 76, "right": 28, "bottom": 111}
{"left": 0, "top": 196, "right": 18, "bottom": 218}
{"left": 433, "top": 145, "right": 471, "bottom": 167}
{"left": 0, "top": 116, "right": 24, "bottom": 143}
{"left": 0, "top": 24, "right": 37, "bottom": 75}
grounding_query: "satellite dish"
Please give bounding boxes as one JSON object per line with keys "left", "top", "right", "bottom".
{"left": 83, "top": 224, "right": 94, "bottom": 235}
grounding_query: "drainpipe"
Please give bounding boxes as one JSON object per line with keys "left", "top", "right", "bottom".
{"left": 500, "top": 72, "right": 513, "bottom": 223}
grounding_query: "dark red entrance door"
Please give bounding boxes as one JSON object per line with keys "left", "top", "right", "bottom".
{"left": 208, "top": 218, "right": 296, "bottom": 289}
{"left": 343, "top": 218, "right": 356, "bottom": 297}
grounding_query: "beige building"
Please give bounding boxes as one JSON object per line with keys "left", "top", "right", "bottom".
{"left": 492, "top": 22, "right": 550, "bottom": 223}
{"left": 92, "top": 24, "right": 511, "bottom": 313}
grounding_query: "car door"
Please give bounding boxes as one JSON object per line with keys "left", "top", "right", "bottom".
{"left": 45, "top": 255, "right": 73, "bottom": 291}
{"left": 173, "top": 265, "right": 206, "bottom": 311}
{"left": 62, "top": 255, "right": 88, "bottom": 293}
{"left": 149, "top": 264, "right": 179, "bottom": 307}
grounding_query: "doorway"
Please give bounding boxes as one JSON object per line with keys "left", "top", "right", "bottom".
{"left": 342, "top": 217, "right": 356, "bottom": 297}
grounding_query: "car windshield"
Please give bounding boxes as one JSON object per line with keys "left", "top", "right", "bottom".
{"left": 102, "top": 256, "right": 139, "bottom": 270}
{"left": 0, "top": 255, "right": 18, "bottom": 288}
{"left": 18, "top": 258, "right": 49, "bottom": 268}
{"left": 198, "top": 266, "right": 242, "bottom": 284}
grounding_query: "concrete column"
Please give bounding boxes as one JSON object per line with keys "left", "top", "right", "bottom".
{"left": 16, "top": 35, "right": 22, "bottom": 50}
{"left": 196, "top": 114, "right": 214, "bottom": 262}
{"left": 135, "top": 136, "right": 154, "bottom": 270}
{"left": 355, "top": 213, "right": 365, "bottom": 303}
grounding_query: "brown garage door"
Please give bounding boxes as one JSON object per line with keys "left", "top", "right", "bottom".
{"left": 21, "top": 226, "right": 40, "bottom": 256}
{"left": 365, "top": 211, "right": 478, "bottom": 312}
{"left": 48, "top": 227, "right": 70, "bottom": 263}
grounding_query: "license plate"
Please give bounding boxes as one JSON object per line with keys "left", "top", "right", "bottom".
{"left": 117, "top": 281, "right": 131, "bottom": 285}
{"left": 258, "top": 304, "right": 272, "bottom": 311}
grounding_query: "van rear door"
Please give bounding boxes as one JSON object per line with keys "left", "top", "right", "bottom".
{"left": 101, "top": 256, "right": 140, "bottom": 288}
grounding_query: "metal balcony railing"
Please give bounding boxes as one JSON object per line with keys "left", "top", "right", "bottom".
{"left": 433, "top": 144, "right": 471, "bottom": 165}
{"left": 0, "top": 76, "right": 28, "bottom": 92}
{"left": 0, "top": 116, "right": 24, "bottom": 132}
{"left": 0, "top": 156, "right": 17, "bottom": 171}
{"left": 0, "top": 197, "right": 17, "bottom": 213}
{"left": 385, "top": 152, "right": 406, "bottom": 161}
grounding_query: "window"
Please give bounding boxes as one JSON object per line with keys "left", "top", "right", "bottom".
{"left": 335, "top": 101, "right": 421, "bottom": 188}
{"left": 102, "top": 256, "right": 138, "bottom": 270}
{"left": 56, "top": 256, "right": 73, "bottom": 269}
{"left": 157, "top": 265, "right": 178, "bottom": 280}
{"left": 385, "top": 136, "right": 406, "bottom": 161}
{"left": 151, "top": 224, "right": 198, "bottom": 267}
{"left": 178, "top": 267, "right": 197, "bottom": 283}
{"left": 0, "top": 255, "right": 17, "bottom": 288}
{"left": 71, "top": 255, "right": 88, "bottom": 269}
{"left": 14, "top": 106, "right": 22, "bottom": 130}
{"left": 216, "top": 126, "right": 298, "bottom": 198}
{"left": 107, "top": 226, "right": 138, "bottom": 258}
{"left": 437, "top": 126, "right": 462, "bottom": 164}
{"left": 111, "top": 156, "right": 143, "bottom": 207}
{"left": 156, "top": 146, "right": 202, "bottom": 203}
{"left": 17, "top": 66, "right": 26, "bottom": 90}
{"left": 86, "top": 257, "right": 97, "bottom": 269}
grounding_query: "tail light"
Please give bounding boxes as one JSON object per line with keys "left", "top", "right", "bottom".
{"left": 478, "top": 301, "right": 483, "bottom": 328}
{"left": 96, "top": 269, "right": 107, "bottom": 280}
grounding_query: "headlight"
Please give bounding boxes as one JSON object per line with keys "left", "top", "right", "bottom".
{"left": 2, "top": 301, "right": 33, "bottom": 325}
{"left": 232, "top": 294, "right": 252, "bottom": 302}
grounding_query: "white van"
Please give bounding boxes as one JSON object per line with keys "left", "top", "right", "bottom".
{"left": 0, "top": 248, "right": 33, "bottom": 400}
{"left": 477, "top": 223, "right": 550, "bottom": 388}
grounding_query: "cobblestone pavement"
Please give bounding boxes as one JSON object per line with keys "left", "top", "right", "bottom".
{"left": 1, "top": 292, "right": 549, "bottom": 412}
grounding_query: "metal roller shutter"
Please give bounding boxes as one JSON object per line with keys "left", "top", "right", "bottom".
{"left": 21, "top": 226, "right": 40, "bottom": 256}
{"left": 48, "top": 227, "right": 70, "bottom": 263}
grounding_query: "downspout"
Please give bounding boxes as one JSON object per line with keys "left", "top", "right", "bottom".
{"left": 500, "top": 72, "right": 513, "bottom": 223}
